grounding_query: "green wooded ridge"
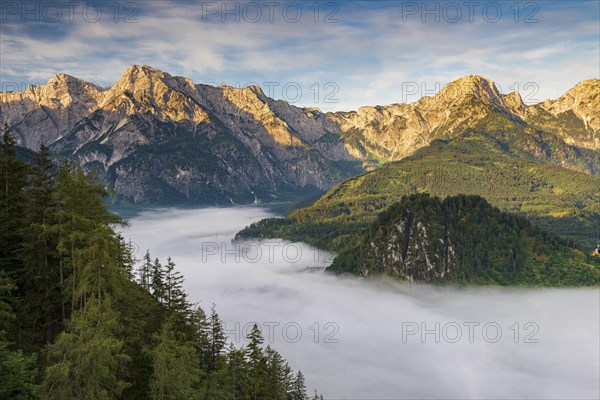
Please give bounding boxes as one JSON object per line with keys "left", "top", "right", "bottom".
{"left": 237, "top": 134, "right": 600, "bottom": 285}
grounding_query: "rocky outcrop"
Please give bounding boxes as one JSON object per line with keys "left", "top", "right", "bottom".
{"left": 356, "top": 200, "right": 458, "bottom": 282}
{"left": 0, "top": 73, "right": 105, "bottom": 149}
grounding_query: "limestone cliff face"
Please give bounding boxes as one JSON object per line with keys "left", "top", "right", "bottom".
{"left": 336, "top": 194, "right": 528, "bottom": 283}
{"left": 356, "top": 201, "right": 458, "bottom": 282}
{"left": 0, "top": 66, "right": 597, "bottom": 204}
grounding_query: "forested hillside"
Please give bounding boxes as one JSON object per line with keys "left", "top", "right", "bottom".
{"left": 330, "top": 194, "right": 599, "bottom": 286}
{"left": 0, "top": 124, "right": 322, "bottom": 400}
{"left": 237, "top": 134, "right": 600, "bottom": 252}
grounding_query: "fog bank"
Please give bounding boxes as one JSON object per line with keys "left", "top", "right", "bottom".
{"left": 123, "top": 206, "right": 600, "bottom": 399}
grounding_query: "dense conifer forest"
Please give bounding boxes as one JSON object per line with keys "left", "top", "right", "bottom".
{"left": 0, "top": 124, "right": 322, "bottom": 400}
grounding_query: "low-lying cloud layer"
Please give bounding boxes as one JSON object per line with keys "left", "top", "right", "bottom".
{"left": 123, "top": 206, "right": 600, "bottom": 399}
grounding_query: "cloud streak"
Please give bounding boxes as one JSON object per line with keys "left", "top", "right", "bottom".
{"left": 1, "top": 0, "right": 598, "bottom": 110}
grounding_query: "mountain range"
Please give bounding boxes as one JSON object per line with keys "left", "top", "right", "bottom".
{"left": 1, "top": 65, "right": 598, "bottom": 205}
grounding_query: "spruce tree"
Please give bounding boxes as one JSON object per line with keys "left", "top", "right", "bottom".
{"left": 265, "top": 346, "right": 288, "bottom": 400}
{"left": 290, "top": 371, "right": 308, "bottom": 400}
{"left": 208, "top": 303, "right": 227, "bottom": 371}
{"left": 149, "top": 316, "right": 200, "bottom": 400}
{"left": 42, "top": 298, "right": 130, "bottom": 400}
{"left": 150, "top": 257, "right": 165, "bottom": 301}
{"left": 0, "top": 122, "right": 26, "bottom": 276}
{"left": 116, "top": 235, "right": 136, "bottom": 278}
{"left": 163, "top": 257, "right": 189, "bottom": 317}
{"left": 138, "top": 251, "right": 153, "bottom": 291}
{"left": 246, "top": 324, "right": 267, "bottom": 400}
{"left": 19, "top": 145, "right": 61, "bottom": 348}
{"left": 283, "top": 362, "right": 294, "bottom": 397}
{"left": 226, "top": 343, "right": 249, "bottom": 399}
{"left": 190, "top": 306, "right": 211, "bottom": 371}
{"left": 199, "top": 304, "right": 229, "bottom": 400}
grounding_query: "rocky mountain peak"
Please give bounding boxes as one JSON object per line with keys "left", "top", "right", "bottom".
{"left": 114, "top": 64, "right": 168, "bottom": 91}
{"left": 47, "top": 72, "right": 77, "bottom": 85}
{"left": 550, "top": 79, "right": 599, "bottom": 109}
{"left": 436, "top": 75, "right": 505, "bottom": 106}
{"left": 1, "top": 71, "right": 104, "bottom": 111}
{"left": 45, "top": 71, "right": 105, "bottom": 94}
{"left": 505, "top": 91, "right": 526, "bottom": 115}
{"left": 535, "top": 78, "right": 600, "bottom": 134}
{"left": 97, "top": 65, "right": 207, "bottom": 123}
{"left": 565, "top": 78, "right": 600, "bottom": 95}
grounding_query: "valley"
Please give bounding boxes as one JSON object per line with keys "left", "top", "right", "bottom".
{"left": 2, "top": 1, "right": 599, "bottom": 398}
{"left": 125, "top": 205, "right": 600, "bottom": 399}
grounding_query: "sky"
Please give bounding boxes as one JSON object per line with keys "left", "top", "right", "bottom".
{"left": 1, "top": 0, "right": 599, "bottom": 111}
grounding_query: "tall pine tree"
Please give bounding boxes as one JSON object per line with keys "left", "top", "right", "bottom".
{"left": 246, "top": 324, "right": 267, "bottom": 400}
{"left": 265, "top": 346, "right": 289, "bottom": 400}
{"left": 20, "top": 145, "right": 62, "bottom": 348}
{"left": 290, "top": 371, "right": 308, "bottom": 400}
{"left": 208, "top": 303, "right": 227, "bottom": 371}
{"left": 0, "top": 122, "right": 26, "bottom": 277}
{"left": 42, "top": 298, "right": 130, "bottom": 400}
{"left": 149, "top": 316, "right": 200, "bottom": 400}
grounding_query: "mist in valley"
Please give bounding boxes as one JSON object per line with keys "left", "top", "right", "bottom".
{"left": 123, "top": 206, "right": 600, "bottom": 400}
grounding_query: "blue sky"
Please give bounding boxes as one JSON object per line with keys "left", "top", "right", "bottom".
{"left": 1, "top": 0, "right": 599, "bottom": 111}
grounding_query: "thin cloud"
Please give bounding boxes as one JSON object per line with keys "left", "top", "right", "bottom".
{"left": 1, "top": 1, "right": 598, "bottom": 111}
